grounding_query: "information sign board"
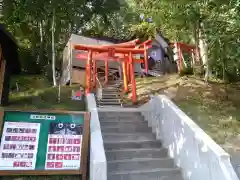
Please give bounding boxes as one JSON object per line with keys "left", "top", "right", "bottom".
{"left": 0, "top": 110, "right": 89, "bottom": 180}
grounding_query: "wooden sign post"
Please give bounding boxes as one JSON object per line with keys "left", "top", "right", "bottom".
{"left": 0, "top": 109, "right": 90, "bottom": 180}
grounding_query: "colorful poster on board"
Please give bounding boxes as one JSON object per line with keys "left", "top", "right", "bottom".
{"left": 72, "top": 90, "right": 83, "bottom": 100}
{"left": 0, "top": 122, "right": 40, "bottom": 170}
{"left": 45, "top": 122, "right": 82, "bottom": 170}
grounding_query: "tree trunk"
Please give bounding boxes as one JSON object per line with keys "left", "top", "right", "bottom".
{"left": 39, "top": 20, "right": 44, "bottom": 67}
{"left": 32, "top": 30, "right": 37, "bottom": 61}
{"left": 199, "top": 28, "right": 211, "bottom": 82}
{"left": 193, "top": 21, "right": 203, "bottom": 76}
{"left": 218, "top": 39, "right": 227, "bottom": 82}
{"left": 3, "top": 0, "right": 13, "bottom": 20}
{"left": 222, "top": 47, "right": 227, "bottom": 82}
{"left": 51, "top": 8, "right": 57, "bottom": 86}
{"left": 0, "top": 0, "right": 3, "bottom": 18}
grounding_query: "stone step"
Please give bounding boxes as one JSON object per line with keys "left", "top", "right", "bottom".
{"left": 107, "top": 83, "right": 122, "bottom": 86}
{"left": 100, "top": 119, "right": 147, "bottom": 125}
{"left": 107, "top": 158, "right": 175, "bottom": 172}
{"left": 102, "top": 92, "right": 119, "bottom": 95}
{"left": 102, "top": 89, "right": 120, "bottom": 94}
{"left": 100, "top": 97, "right": 120, "bottom": 100}
{"left": 102, "top": 89, "right": 119, "bottom": 92}
{"left": 101, "top": 96, "right": 120, "bottom": 99}
{"left": 101, "top": 124, "right": 151, "bottom": 133}
{"left": 99, "top": 112, "right": 141, "bottom": 118}
{"left": 105, "top": 86, "right": 120, "bottom": 88}
{"left": 98, "top": 101, "right": 122, "bottom": 105}
{"left": 98, "top": 104, "right": 122, "bottom": 108}
{"left": 101, "top": 95, "right": 120, "bottom": 99}
{"left": 100, "top": 120, "right": 148, "bottom": 126}
{"left": 102, "top": 94, "right": 120, "bottom": 99}
{"left": 102, "top": 92, "right": 120, "bottom": 97}
{"left": 105, "top": 85, "right": 120, "bottom": 87}
{"left": 104, "top": 140, "right": 162, "bottom": 150}
{"left": 108, "top": 168, "right": 183, "bottom": 180}
{"left": 106, "top": 148, "right": 168, "bottom": 161}
{"left": 99, "top": 115, "right": 144, "bottom": 122}
{"left": 102, "top": 133, "right": 156, "bottom": 142}
{"left": 102, "top": 91, "right": 119, "bottom": 93}
{"left": 98, "top": 105, "right": 123, "bottom": 108}
{"left": 100, "top": 99, "right": 120, "bottom": 102}
{"left": 102, "top": 92, "right": 119, "bottom": 96}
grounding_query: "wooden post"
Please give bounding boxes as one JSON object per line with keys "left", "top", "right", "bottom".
{"left": 104, "top": 59, "right": 108, "bottom": 85}
{"left": 81, "top": 113, "right": 90, "bottom": 180}
{"left": 0, "top": 46, "right": 6, "bottom": 104}
{"left": 144, "top": 44, "right": 148, "bottom": 74}
{"left": 122, "top": 60, "right": 128, "bottom": 93}
{"left": 85, "top": 50, "right": 92, "bottom": 95}
{"left": 129, "top": 52, "right": 137, "bottom": 104}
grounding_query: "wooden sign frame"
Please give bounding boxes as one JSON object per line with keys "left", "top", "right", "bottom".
{"left": 0, "top": 109, "right": 90, "bottom": 180}
{"left": 0, "top": 45, "right": 6, "bottom": 104}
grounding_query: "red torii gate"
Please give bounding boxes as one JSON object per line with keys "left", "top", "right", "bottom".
{"left": 74, "top": 39, "right": 152, "bottom": 104}
{"left": 170, "top": 42, "right": 196, "bottom": 72}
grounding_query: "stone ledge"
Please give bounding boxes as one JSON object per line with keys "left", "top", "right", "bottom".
{"left": 86, "top": 94, "right": 107, "bottom": 180}
{"left": 140, "top": 94, "right": 239, "bottom": 180}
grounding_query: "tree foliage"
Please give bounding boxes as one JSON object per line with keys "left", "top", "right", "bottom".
{"left": 1, "top": 0, "right": 122, "bottom": 81}
{"left": 1, "top": 0, "right": 240, "bottom": 83}
{"left": 127, "top": 0, "right": 240, "bottom": 81}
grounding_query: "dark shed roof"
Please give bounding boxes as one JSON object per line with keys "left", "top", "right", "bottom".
{"left": 0, "top": 24, "right": 21, "bottom": 74}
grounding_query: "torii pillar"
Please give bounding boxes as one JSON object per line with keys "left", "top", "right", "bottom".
{"left": 144, "top": 44, "right": 148, "bottom": 74}
{"left": 129, "top": 52, "right": 137, "bottom": 104}
{"left": 85, "top": 50, "right": 92, "bottom": 94}
{"left": 122, "top": 58, "right": 128, "bottom": 93}
{"left": 104, "top": 59, "right": 109, "bottom": 85}
{"left": 93, "top": 59, "right": 97, "bottom": 88}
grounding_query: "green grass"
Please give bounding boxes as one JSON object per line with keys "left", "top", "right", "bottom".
{"left": 131, "top": 75, "right": 240, "bottom": 148}
{"left": 8, "top": 75, "right": 85, "bottom": 111}
{"left": 1, "top": 75, "right": 86, "bottom": 180}
{"left": 175, "top": 95, "right": 240, "bottom": 145}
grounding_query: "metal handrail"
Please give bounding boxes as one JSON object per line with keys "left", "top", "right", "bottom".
{"left": 96, "top": 75, "right": 103, "bottom": 100}
{"left": 96, "top": 72, "right": 103, "bottom": 89}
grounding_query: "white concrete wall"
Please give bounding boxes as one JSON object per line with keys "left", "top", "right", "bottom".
{"left": 86, "top": 94, "right": 107, "bottom": 180}
{"left": 140, "top": 95, "right": 239, "bottom": 180}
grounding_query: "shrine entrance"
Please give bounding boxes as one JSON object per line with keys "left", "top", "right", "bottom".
{"left": 73, "top": 39, "right": 152, "bottom": 104}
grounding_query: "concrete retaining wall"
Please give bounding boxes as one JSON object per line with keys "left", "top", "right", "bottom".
{"left": 86, "top": 94, "right": 107, "bottom": 180}
{"left": 140, "top": 95, "right": 239, "bottom": 180}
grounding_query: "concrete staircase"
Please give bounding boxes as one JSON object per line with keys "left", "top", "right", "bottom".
{"left": 98, "top": 111, "right": 184, "bottom": 180}
{"left": 97, "top": 81, "right": 123, "bottom": 108}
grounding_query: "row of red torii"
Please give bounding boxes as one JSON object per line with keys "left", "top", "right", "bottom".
{"left": 74, "top": 39, "right": 196, "bottom": 104}
{"left": 74, "top": 39, "right": 151, "bottom": 104}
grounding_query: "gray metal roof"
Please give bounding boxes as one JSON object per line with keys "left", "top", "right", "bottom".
{"left": 70, "top": 34, "right": 115, "bottom": 46}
